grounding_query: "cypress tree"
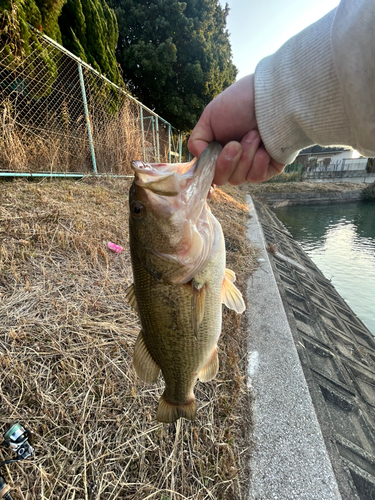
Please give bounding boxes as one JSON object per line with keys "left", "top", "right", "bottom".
{"left": 58, "top": 0, "right": 122, "bottom": 84}
{"left": 0, "top": 0, "right": 66, "bottom": 66}
{"left": 0, "top": 0, "right": 121, "bottom": 85}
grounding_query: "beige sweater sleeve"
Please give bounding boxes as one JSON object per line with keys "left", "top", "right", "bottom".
{"left": 254, "top": 0, "right": 375, "bottom": 165}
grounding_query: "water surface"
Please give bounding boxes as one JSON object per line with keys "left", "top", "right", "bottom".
{"left": 273, "top": 202, "right": 375, "bottom": 335}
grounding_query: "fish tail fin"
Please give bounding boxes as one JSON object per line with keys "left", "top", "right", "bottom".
{"left": 156, "top": 394, "right": 196, "bottom": 423}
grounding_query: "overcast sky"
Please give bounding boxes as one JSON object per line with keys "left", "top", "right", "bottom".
{"left": 222, "top": 0, "right": 340, "bottom": 79}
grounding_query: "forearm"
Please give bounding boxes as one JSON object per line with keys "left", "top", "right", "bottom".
{"left": 254, "top": 0, "right": 375, "bottom": 164}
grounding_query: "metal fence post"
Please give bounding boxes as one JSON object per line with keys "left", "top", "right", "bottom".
{"left": 168, "top": 124, "right": 171, "bottom": 163}
{"left": 155, "top": 116, "right": 160, "bottom": 162}
{"left": 77, "top": 63, "right": 97, "bottom": 174}
{"left": 179, "top": 132, "right": 182, "bottom": 163}
{"left": 151, "top": 117, "right": 156, "bottom": 161}
{"left": 139, "top": 105, "right": 146, "bottom": 161}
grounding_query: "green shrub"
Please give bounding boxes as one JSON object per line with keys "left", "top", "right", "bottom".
{"left": 362, "top": 181, "right": 375, "bottom": 201}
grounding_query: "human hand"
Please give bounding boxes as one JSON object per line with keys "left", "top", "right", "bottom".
{"left": 188, "top": 74, "right": 285, "bottom": 185}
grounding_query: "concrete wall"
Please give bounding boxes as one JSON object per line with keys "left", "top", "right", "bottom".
{"left": 306, "top": 158, "right": 368, "bottom": 172}
{"left": 342, "top": 158, "right": 369, "bottom": 170}
{"left": 256, "top": 190, "right": 364, "bottom": 207}
{"left": 302, "top": 170, "right": 375, "bottom": 184}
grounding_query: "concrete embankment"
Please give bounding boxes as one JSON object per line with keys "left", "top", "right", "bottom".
{"left": 255, "top": 189, "right": 363, "bottom": 207}
{"left": 246, "top": 196, "right": 375, "bottom": 500}
{"left": 302, "top": 171, "right": 375, "bottom": 184}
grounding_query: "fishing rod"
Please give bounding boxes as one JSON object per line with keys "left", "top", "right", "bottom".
{"left": 0, "top": 424, "right": 34, "bottom": 500}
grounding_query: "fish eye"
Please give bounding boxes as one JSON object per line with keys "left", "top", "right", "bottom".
{"left": 131, "top": 202, "right": 145, "bottom": 219}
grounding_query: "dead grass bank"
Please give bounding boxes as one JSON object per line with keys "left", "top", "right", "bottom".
{"left": 246, "top": 181, "right": 366, "bottom": 195}
{"left": 0, "top": 178, "right": 256, "bottom": 500}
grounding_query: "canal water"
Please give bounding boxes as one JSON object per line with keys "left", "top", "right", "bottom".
{"left": 273, "top": 201, "right": 375, "bottom": 336}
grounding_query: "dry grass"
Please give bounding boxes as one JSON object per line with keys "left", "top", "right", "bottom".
{"left": 0, "top": 99, "right": 88, "bottom": 173}
{"left": 0, "top": 178, "right": 257, "bottom": 500}
{"left": 92, "top": 102, "right": 146, "bottom": 175}
{"left": 246, "top": 181, "right": 366, "bottom": 194}
{"left": 0, "top": 98, "right": 156, "bottom": 174}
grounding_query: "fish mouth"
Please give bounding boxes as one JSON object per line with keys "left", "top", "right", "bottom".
{"left": 129, "top": 143, "right": 222, "bottom": 284}
{"left": 131, "top": 142, "right": 222, "bottom": 199}
{"left": 131, "top": 159, "right": 195, "bottom": 197}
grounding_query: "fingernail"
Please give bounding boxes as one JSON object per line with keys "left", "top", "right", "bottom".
{"left": 224, "top": 143, "right": 241, "bottom": 162}
{"left": 244, "top": 130, "right": 258, "bottom": 143}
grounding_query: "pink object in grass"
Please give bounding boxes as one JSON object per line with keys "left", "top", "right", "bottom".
{"left": 107, "top": 241, "right": 124, "bottom": 253}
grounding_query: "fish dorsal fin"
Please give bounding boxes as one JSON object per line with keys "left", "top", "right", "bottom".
{"left": 133, "top": 331, "right": 160, "bottom": 383}
{"left": 192, "top": 279, "right": 206, "bottom": 338}
{"left": 125, "top": 283, "right": 138, "bottom": 313}
{"left": 198, "top": 347, "right": 219, "bottom": 382}
{"left": 221, "top": 270, "right": 246, "bottom": 314}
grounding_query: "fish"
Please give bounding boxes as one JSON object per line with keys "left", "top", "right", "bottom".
{"left": 127, "top": 142, "right": 246, "bottom": 423}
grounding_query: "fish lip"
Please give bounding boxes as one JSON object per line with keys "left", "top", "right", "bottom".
{"left": 131, "top": 159, "right": 195, "bottom": 180}
{"left": 131, "top": 142, "right": 222, "bottom": 180}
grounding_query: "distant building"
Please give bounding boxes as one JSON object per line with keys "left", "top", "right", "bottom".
{"left": 295, "top": 146, "right": 367, "bottom": 171}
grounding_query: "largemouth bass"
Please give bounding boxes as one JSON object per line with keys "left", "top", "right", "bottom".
{"left": 127, "top": 142, "right": 245, "bottom": 423}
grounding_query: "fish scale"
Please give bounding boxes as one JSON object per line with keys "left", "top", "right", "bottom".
{"left": 131, "top": 216, "right": 225, "bottom": 407}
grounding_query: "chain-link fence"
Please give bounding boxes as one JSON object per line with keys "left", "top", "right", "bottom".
{"left": 0, "top": 27, "right": 184, "bottom": 176}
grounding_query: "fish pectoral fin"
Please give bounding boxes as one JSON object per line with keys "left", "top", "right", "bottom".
{"left": 192, "top": 279, "right": 206, "bottom": 338}
{"left": 221, "top": 272, "right": 246, "bottom": 314}
{"left": 125, "top": 283, "right": 138, "bottom": 313}
{"left": 199, "top": 347, "right": 219, "bottom": 382}
{"left": 225, "top": 268, "right": 236, "bottom": 283}
{"left": 156, "top": 393, "right": 196, "bottom": 423}
{"left": 133, "top": 331, "right": 160, "bottom": 383}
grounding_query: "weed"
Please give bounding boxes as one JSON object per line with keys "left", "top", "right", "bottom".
{"left": 0, "top": 179, "right": 255, "bottom": 499}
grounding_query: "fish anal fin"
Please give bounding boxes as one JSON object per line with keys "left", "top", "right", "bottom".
{"left": 125, "top": 283, "right": 138, "bottom": 313}
{"left": 199, "top": 347, "right": 219, "bottom": 382}
{"left": 192, "top": 279, "right": 206, "bottom": 338}
{"left": 133, "top": 331, "right": 160, "bottom": 383}
{"left": 222, "top": 273, "right": 246, "bottom": 314}
{"left": 156, "top": 394, "right": 196, "bottom": 423}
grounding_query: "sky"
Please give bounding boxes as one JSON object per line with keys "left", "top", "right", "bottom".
{"left": 222, "top": 0, "right": 340, "bottom": 79}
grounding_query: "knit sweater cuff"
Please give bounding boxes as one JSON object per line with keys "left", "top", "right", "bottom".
{"left": 254, "top": 9, "right": 354, "bottom": 165}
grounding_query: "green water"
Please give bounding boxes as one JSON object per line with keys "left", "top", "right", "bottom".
{"left": 273, "top": 201, "right": 375, "bottom": 336}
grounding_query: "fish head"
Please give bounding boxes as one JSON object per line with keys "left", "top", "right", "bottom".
{"left": 129, "top": 142, "right": 222, "bottom": 283}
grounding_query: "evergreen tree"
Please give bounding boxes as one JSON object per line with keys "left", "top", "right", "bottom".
{"left": 58, "top": 0, "right": 122, "bottom": 85}
{"left": 109, "top": 0, "right": 237, "bottom": 130}
{"left": 0, "top": 0, "right": 121, "bottom": 85}
{"left": 34, "top": 0, "right": 67, "bottom": 42}
{"left": 0, "top": 0, "right": 66, "bottom": 66}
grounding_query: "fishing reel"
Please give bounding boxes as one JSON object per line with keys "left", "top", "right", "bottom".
{"left": 0, "top": 424, "right": 34, "bottom": 500}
